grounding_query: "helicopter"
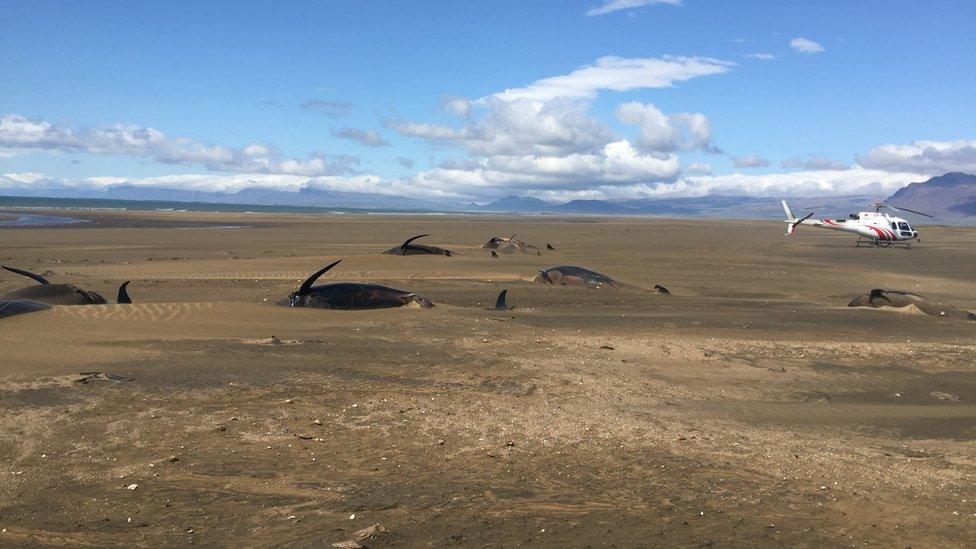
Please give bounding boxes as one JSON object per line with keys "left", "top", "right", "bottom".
{"left": 782, "top": 200, "right": 933, "bottom": 248}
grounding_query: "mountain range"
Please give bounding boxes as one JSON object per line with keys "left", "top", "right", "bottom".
{"left": 2, "top": 173, "right": 975, "bottom": 220}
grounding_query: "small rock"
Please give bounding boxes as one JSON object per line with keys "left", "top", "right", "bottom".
{"left": 126, "top": 484, "right": 139, "bottom": 490}
{"left": 285, "top": 399, "right": 294, "bottom": 404}
{"left": 331, "top": 541, "right": 363, "bottom": 549}
{"left": 352, "top": 523, "right": 388, "bottom": 541}
{"left": 930, "top": 391, "right": 961, "bottom": 403}
{"left": 167, "top": 456, "right": 180, "bottom": 463}
{"left": 313, "top": 419, "right": 322, "bottom": 425}
{"left": 599, "top": 344, "right": 615, "bottom": 350}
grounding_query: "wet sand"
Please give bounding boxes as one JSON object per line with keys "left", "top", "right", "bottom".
{"left": 1, "top": 210, "right": 975, "bottom": 547}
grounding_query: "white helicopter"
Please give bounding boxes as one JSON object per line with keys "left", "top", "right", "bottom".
{"left": 782, "top": 200, "right": 933, "bottom": 247}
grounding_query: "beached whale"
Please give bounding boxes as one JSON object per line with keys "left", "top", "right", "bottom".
{"left": 0, "top": 300, "right": 53, "bottom": 319}
{"left": 482, "top": 234, "right": 542, "bottom": 255}
{"left": 1, "top": 265, "right": 110, "bottom": 305}
{"left": 382, "top": 234, "right": 452, "bottom": 256}
{"left": 288, "top": 259, "right": 433, "bottom": 309}
{"left": 848, "top": 289, "right": 975, "bottom": 320}
{"left": 534, "top": 265, "right": 624, "bottom": 288}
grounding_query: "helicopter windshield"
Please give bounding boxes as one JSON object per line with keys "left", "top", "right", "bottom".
{"left": 898, "top": 222, "right": 911, "bottom": 231}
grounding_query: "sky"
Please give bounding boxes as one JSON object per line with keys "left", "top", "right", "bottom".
{"left": 1, "top": 0, "right": 975, "bottom": 203}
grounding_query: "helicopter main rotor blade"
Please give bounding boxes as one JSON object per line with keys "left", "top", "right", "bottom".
{"left": 884, "top": 203, "right": 934, "bottom": 218}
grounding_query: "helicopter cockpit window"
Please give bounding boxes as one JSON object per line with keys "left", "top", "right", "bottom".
{"left": 890, "top": 222, "right": 897, "bottom": 230}
{"left": 898, "top": 222, "right": 911, "bottom": 231}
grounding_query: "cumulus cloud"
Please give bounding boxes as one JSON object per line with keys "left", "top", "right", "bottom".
{"left": 585, "top": 0, "right": 681, "bottom": 17}
{"left": 389, "top": 97, "right": 615, "bottom": 157}
{"left": 685, "top": 162, "right": 712, "bottom": 176}
{"left": 746, "top": 53, "right": 776, "bottom": 60}
{"left": 299, "top": 99, "right": 353, "bottom": 118}
{"left": 0, "top": 113, "right": 357, "bottom": 176}
{"left": 790, "top": 37, "right": 825, "bottom": 54}
{"left": 782, "top": 155, "right": 848, "bottom": 171}
{"left": 331, "top": 127, "right": 389, "bottom": 147}
{"left": 731, "top": 154, "right": 770, "bottom": 168}
{"left": 616, "top": 101, "right": 718, "bottom": 154}
{"left": 404, "top": 140, "right": 680, "bottom": 196}
{"left": 857, "top": 139, "right": 976, "bottom": 175}
{"left": 491, "top": 55, "right": 734, "bottom": 102}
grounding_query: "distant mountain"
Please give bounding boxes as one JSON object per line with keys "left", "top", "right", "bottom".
{"left": 554, "top": 199, "right": 634, "bottom": 214}
{"left": 886, "top": 172, "right": 976, "bottom": 218}
{"left": 479, "top": 195, "right": 555, "bottom": 212}
{"left": 1, "top": 183, "right": 457, "bottom": 211}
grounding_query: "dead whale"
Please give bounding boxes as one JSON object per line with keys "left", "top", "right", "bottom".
{"left": 492, "top": 289, "right": 513, "bottom": 310}
{"left": 534, "top": 265, "right": 624, "bottom": 288}
{"left": 382, "top": 234, "right": 452, "bottom": 256}
{"left": 0, "top": 300, "right": 53, "bottom": 319}
{"left": 288, "top": 259, "right": 433, "bottom": 309}
{"left": 482, "top": 234, "right": 542, "bottom": 255}
{"left": 848, "top": 289, "right": 976, "bottom": 320}
{"left": 1, "top": 265, "right": 108, "bottom": 305}
{"left": 117, "top": 281, "right": 132, "bottom": 304}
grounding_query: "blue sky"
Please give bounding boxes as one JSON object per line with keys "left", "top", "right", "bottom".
{"left": 1, "top": 0, "right": 975, "bottom": 202}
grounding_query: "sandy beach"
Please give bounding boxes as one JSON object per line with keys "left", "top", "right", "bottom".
{"left": 1, "top": 210, "right": 974, "bottom": 547}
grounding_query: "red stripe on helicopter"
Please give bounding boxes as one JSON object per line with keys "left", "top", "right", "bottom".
{"left": 867, "top": 226, "right": 889, "bottom": 240}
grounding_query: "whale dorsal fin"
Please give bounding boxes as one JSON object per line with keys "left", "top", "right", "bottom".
{"left": 494, "top": 289, "right": 508, "bottom": 310}
{"left": 117, "top": 281, "right": 132, "bottom": 304}
{"left": 297, "top": 259, "right": 342, "bottom": 295}
{"left": 2, "top": 265, "right": 49, "bottom": 285}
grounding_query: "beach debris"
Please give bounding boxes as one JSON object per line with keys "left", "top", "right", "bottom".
{"left": 75, "top": 372, "right": 135, "bottom": 384}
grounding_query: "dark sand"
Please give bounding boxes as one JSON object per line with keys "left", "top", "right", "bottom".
{"left": 1, "top": 210, "right": 974, "bottom": 547}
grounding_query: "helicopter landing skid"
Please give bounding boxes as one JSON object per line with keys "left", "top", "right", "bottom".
{"left": 856, "top": 236, "right": 906, "bottom": 248}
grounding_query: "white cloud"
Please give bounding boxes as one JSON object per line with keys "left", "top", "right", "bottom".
{"left": 1, "top": 164, "right": 928, "bottom": 203}
{"left": 585, "top": 0, "right": 681, "bottom": 17}
{"left": 731, "top": 154, "right": 770, "bottom": 168}
{"left": 0, "top": 113, "right": 357, "bottom": 176}
{"left": 490, "top": 55, "right": 734, "bottom": 102}
{"left": 332, "top": 127, "right": 389, "bottom": 147}
{"left": 615, "top": 101, "right": 717, "bottom": 154}
{"left": 299, "top": 99, "right": 353, "bottom": 118}
{"left": 442, "top": 97, "right": 471, "bottom": 117}
{"left": 390, "top": 97, "right": 615, "bottom": 157}
{"left": 677, "top": 167, "right": 924, "bottom": 198}
{"left": 790, "top": 37, "right": 825, "bottom": 54}
{"left": 746, "top": 53, "right": 776, "bottom": 60}
{"left": 782, "top": 155, "right": 848, "bottom": 171}
{"left": 857, "top": 140, "right": 976, "bottom": 175}
{"left": 685, "top": 162, "right": 712, "bottom": 176}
